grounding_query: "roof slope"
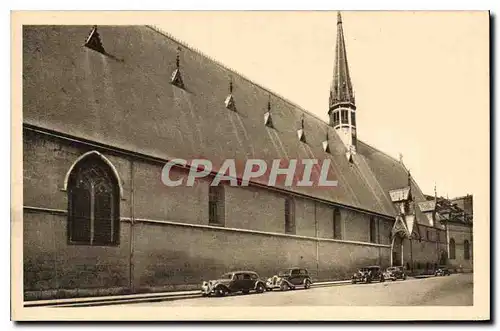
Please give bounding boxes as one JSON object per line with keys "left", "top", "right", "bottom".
{"left": 22, "top": 25, "right": 425, "bottom": 218}
{"left": 357, "top": 141, "right": 432, "bottom": 226}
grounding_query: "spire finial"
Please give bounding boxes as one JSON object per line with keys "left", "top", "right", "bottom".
{"left": 176, "top": 46, "right": 181, "bottom": 69}
{"left": 329, "top": 10, "right": 355, "bottom": 112}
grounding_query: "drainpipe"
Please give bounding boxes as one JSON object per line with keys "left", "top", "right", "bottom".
{"left": 410, "top": 238, "right": 413, "bottom": 272}
{"left": 314, "top": 201, "right": 319, "bottom": 280}
{"left": 390, "top": 234, "right": 395, "bottom": 267}
{"left": 128, "top": 160, "right": 135, "bottom": 293}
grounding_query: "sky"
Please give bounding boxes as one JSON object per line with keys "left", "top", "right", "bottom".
{"left": 152, "top": 11, "right": 489, "bottom": 199}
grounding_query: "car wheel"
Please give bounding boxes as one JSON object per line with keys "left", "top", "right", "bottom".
{"left": 215, "top": 286, "right": 228, "bottom": 297}
{"left": 280, "top": 282, "right": 290, "bottom": 291}
{"left": 380, "top": 277, "right": 385, "bottom": 283}
{"left": 304, "top": 279, "right": 311, "bottom": 289}
{"left": 352, "top": 280, "right": 357, "bottom": 284}
{"left": 256, "top": 283, "right": 265, "bottom": 293}
{"left": 242, "top": 289, "right": 250, "bottom": 294}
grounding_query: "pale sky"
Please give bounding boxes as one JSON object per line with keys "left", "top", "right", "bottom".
{"left": 153, "top": 11, "right": 489, "bottom": 199}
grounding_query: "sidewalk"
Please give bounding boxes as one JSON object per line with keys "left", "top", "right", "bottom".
{"left": 24, "top": 279, "right": 352, "bottom": 308}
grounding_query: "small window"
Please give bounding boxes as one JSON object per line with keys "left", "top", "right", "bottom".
{"left": 426, "top": 229, "right": 431, "bottom": 241}
{"left": 236, "top": 274, "right": 245, "bottom": 280}
{"left": 300, "top": 269, "right": 308, "bottom": 275}
{"left": 332, "top": 111, "right": 340, "bottom": 127}
{"left": 464, "top": 240, "right": 470, "bottom": 260}
{"left": 209, "top": 186, "right": 225, "bottom": 225}
{"left": 369, "top": 217, "right": 377, "bottom": 243}
{"left": 285, "top": 197, "right": 296, "bottom": 234}
{"left": 291, "top": 269, "right": 300, "bottom": 276}
{"left": 250, "top": 273, "right": 258, "bottom": 280}
{"left": 341, "top": 109, "right": 348, "bottom": 124}
{"left": 243, "top": 274, "right": 252, "bottom": 280}
{"left": 449, "top": 238, "right": 456, "bottom": 260}
{"left": 333, "top": 208, "right": 342, "bottom": 239}
{"left": 351, "top": 112, "right": 356, "bottom": 126}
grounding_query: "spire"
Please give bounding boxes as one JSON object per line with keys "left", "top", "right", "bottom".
{"left": 329, "top": 12, "right": 355, "bottom": 111}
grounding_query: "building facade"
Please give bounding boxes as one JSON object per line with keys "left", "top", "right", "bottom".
{"left": 22, "top": 15, "right": 472, "bottom": 300}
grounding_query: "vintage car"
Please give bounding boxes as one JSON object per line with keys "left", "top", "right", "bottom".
{"left": 434, "top": 265, "right": 452, "bottom": 276}
{"left": 384, "top": 266, "right": 407, "bottom": 281}
{"left": 352, "top": 266, "right": 385, "bottom": 284}
{"left": 201, "top": 270, "right": 267, "bottom": 297}
{"left": 266, "top": 268, "right": 312, "bottom": 291}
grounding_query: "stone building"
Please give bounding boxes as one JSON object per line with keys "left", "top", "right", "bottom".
{"left": 22, "top": 13, "right": 472, "bottom": 300}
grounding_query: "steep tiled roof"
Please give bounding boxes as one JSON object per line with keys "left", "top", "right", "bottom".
{"left": 22, "top": 25, "right": 428, "bottom": 219}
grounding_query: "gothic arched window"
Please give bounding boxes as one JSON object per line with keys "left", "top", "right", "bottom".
{"left": 67, "top": 154, "right": 120, "bottom": 246}
{"left": 449, "top": 238, "right": 456, "bottom": 260}
{"left": 464, "top": 240, "right": 470, "bottom": 260}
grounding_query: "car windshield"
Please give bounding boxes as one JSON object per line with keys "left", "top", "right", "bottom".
{"left": 220, "top": 273, "right": 233, "bottom": 279}
{"left": 278, "top": 270, "right": 291, "bottom": 276}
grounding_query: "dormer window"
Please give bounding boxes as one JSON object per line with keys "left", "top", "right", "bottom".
{"left": 225, "top": 80, "right": 237, "bottom": 112}
{"left": 323, "top": 131, "right": 331, "bottom": 153}
{"left": 84, "top": 26, "right": 105, "bottom": 54}
{"left": 297, "top": 115, "right": 306, "bottom": 143}
{"left": 264, "top": 96, "right": 274, "bottom": 128}
{"left": 170, "top": 47, "right": 185, "bottom": 89}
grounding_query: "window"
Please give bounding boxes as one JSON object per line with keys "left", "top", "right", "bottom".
{"left": 351, "top": 112, "right": 356, "bottom": 126}
{"left": 333, "top": 208, "right": 342, "bottom": 239}
{"left": 300, "top": 269, "right": 308, "bottom": 275}
{"left": 67, "top": 154, "right": 120, "bottom": 246}
{"left": 243, "top": 274, "right": 251, "bottom": 280}
{"left": 209, "top": 186, "right": 225, "bottom": 225}
{"left": 369, "top": 217, "right": 377, "bottom": 243}
{"left": 341, "top": 109, "right": 348, "bottom": 124}
{"left": 449, "top": 238, "right": 456, "bottom": 260}
{"left": 285, "top": 197, "right": 295, "bottom": 234}
{"left": 464, "top": 240, "right": 470, "bottom": 260}
{"left": 426, "top": 229, "right": 431, "bottom": 241}
{"left": 291, "top": 269, "right": 300, "bottom": 276}
{"left": 332, "top": 111, "right": 340, "bottom": 127}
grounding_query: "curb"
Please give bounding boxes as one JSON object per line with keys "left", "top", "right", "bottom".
{"left": 24, "top": 280, "right": 352, "bottom": 308}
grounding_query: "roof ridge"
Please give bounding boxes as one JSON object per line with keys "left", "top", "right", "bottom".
{"left": 146, "top": 24, "right": 329, "bottom": 125}
{"left": 357, "top": 139, "right": 401, "bottom": 164}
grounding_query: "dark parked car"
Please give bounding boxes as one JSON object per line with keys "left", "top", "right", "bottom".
{"left": 434, "top": 265, "right": 452, "bottom": 276}
{"left": 201, "top": 271, "right": 267, "bottom": 297}
{"left": 384, "top": 266, "right": 407, "bottom": 281}
{"left": 266, "top": 268, "right": 312, "bottom": 291}
{"left": 352, "top": 266, "right": 385, "bottom": 284}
